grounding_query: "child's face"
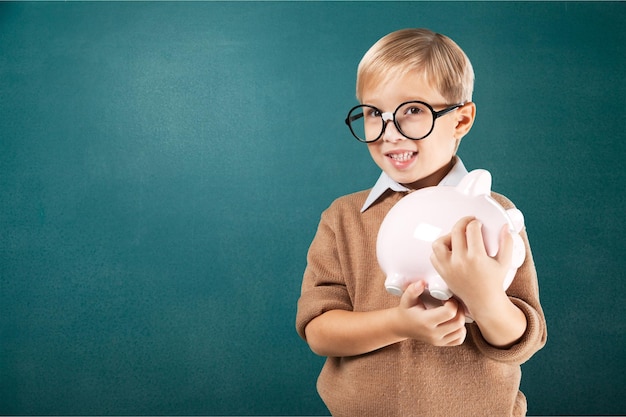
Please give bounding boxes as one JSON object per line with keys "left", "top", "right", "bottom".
{"left": 362, "top": 72, "right": 469, "bottom": 186}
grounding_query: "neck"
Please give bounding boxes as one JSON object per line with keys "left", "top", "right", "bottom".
{"left": 402, "top": 158, "right": 456, "bottom": 191}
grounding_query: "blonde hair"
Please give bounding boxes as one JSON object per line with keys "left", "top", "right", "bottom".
{"left": 356, "top": 28, "right": 474, "bottom": 104}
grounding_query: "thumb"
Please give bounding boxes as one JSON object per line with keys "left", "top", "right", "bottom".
{"left": 399, "top": 280, "right": 426, "bottom": 309}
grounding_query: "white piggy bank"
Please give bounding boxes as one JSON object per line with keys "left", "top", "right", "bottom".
{"left": 377, "top": 169, "right": 525, "bottom": 306}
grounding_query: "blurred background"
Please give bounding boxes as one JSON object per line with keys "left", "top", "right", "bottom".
{"left": 1, "top": 1, "right": 624, "bottom": 415}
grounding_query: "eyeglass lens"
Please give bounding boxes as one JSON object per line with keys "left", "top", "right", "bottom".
{"left": 347, "top": 101, "right": 435, "bottom": 142}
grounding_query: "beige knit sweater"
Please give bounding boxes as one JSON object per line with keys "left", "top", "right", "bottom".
{"left": 296, "top": 188, "right": 547, "bottom": 417}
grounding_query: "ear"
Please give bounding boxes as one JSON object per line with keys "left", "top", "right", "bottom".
{"left": 454, "top": 102, "right": 476, "bottom": 140}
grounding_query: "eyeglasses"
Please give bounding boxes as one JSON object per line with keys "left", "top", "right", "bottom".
{"left": 345, "top": 100, "right": 465, "bottom": 143}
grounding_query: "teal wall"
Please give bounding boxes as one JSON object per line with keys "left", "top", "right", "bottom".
{"left": 1, "top": 1, "right": 625, "bottom": 415}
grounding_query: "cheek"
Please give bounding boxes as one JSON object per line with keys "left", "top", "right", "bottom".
{"left": 429, "top": 125, "right": 460, "bottom": 154}
{"left": 367, "top": 143, "right": 393, "bottom": 172}
{"left": 421, "top": 134, "right": 457, "bottom": 157}
{"left": 367, "top": 143, "right": 383, "bottom": 160}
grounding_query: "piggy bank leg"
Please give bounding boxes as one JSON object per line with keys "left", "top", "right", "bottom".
{"left": 385, "top": 274, "right": 412, "bottom": 296}
{"left": 428, "top": 287, "right": 453, "bottom": 301}
{"left": 427, "top": 275, "right": 453, "bottom": 301}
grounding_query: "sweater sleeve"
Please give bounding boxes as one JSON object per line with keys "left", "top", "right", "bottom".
{"left": 295, "top": 204, "right": 353, "bottom": 341}
{"left": 468, "top": 193, "right": 548, "bottom": 364}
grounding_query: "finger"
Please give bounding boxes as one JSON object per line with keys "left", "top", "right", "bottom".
{"left": 465, "top": 219, "right": 487, "bottom": 257}
{"left": 450, "top": 216, "right": 475, "bottom": 252}
{"left": 435, "top": 302, "right": 467, "bottom": 345}
{"left": 441, "top": 298, "right": 463, "bottom": 319}
{"left": 442, "top": 299, "right": 466, "bottom": 325}
{"left": 399, "top": 280, "right": 426, "bottom": 309}
{"left": 444, "top": 324, "right": 467, "bottom": 346}
{"left": 432, "top": 232, "right": 452, "bottom": 252}
{"left": 431, "top": 234, "right": 451, "bottom": 266}
{"left": 426, "top": 298, "right": 460, "bottom": 325}
{"left": 439, "top": 312, "right": 467, "bottom": 345}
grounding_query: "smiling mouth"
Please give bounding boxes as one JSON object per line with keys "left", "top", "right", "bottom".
{"left": 387, "top": 151, "right": 417, "bottom": 162}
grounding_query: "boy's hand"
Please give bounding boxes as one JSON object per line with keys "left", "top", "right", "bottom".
{"left": 430, "top": 216, "right": 514, "bottom": 315}
{"left": 394, "top": 281, "right": 467, "bottom": 347}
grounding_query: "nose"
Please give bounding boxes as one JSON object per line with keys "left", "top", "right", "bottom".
{"left": 381, "top": 112, "right": 404, "bottom": 143}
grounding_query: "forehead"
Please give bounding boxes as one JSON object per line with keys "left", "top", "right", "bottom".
{"left": 360, "top": 71, "right": 447, "bottom": 108}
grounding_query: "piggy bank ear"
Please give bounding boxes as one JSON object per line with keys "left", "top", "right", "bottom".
{"left": 458, "top": 169, "right": 492, "bottom": 197}
{"left": 506, "top": 208, "right": 525, "bottom": 233}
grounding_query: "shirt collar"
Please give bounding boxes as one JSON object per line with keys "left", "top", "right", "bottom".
{"left": 360, "top": 156, "right": 469, "bottom": 213}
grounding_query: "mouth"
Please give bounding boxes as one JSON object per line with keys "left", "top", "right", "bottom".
{"left": 386, "top": 151, "right": 417, "bottom": 167}
{"left": 387, "top": 151, "right": 416, "bottom": 162}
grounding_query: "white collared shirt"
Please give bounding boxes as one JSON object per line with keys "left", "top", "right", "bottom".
{"left": 360, "top": 156, "right": 469, "bottom": 213}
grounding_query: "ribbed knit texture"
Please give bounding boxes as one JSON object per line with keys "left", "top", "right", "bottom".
{"left": 296, "top": 188, "right": 547, "bottom": 417}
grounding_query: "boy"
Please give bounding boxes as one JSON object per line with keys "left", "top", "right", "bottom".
{"left": 296, "top": 28, "right": 547, "bottom": 417}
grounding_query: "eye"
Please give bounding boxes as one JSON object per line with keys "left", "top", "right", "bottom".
{"left": 405, "top": 106, "right": 424, "bottom": 116}
{"left": 363, "top": 107, "right": 381, "bottom": 120}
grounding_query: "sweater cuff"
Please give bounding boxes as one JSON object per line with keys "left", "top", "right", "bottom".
{"left": 295, "top": 286, "right": 352, "bottom": 341}
{"left": 468, "top": 297, "right": 547, "bottom": 364}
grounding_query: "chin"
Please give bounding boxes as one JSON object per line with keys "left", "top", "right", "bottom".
{"left": 390, "top": 171, "right": 420, "bottom": 185}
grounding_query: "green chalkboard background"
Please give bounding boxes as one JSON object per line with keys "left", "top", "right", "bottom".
{"left": 1, "top": 1, "right": 625, "bottom": 415}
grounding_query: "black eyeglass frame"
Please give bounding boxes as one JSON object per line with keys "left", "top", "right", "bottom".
{"left": 344, "top": 100, "right": 466, "bottom": 143}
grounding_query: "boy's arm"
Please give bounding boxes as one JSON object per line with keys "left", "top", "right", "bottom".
{"left": 304, "top": 280, "right": 467, "bottom": 357}
{"left": 431, "top": 216, "right": 535, "bottom": 348}
{"left": 464, "top": 285, "right": 527, "bottom": 348}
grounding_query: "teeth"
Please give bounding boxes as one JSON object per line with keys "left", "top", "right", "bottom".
{"left": 389, "top": 152, "right": 414, "bottom": 162}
